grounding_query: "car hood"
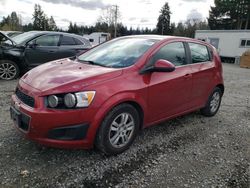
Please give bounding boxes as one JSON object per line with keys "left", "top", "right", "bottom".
{"left": 0, "top": 31, "right": 16, "bottom": 45}
{"left": 21, "top": 58, "right": 122, "bottom": 94}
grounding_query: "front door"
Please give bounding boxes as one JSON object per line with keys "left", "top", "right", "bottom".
{"left": 146, "top": 42, "right": 193, "bottom": 122}
{"left": 24, "top": 34, "right": 60, "bottom": 68}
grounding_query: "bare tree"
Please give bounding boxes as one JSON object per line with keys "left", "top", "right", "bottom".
{"left": 97, "top": 5, "right": 121, "bottom": 37}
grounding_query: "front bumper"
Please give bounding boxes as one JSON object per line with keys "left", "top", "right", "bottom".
{"left": 10, "top": 93, "right": 96, "bottom": 149}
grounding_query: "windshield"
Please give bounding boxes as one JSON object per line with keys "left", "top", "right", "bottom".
{"left": 4, "top": 31, "right": 39, "bottom": 45}
{"left": 77, "top": 38, "right": 158, "bottom": 68}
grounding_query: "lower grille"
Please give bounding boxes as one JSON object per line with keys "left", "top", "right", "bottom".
{"left": 16, "top": 88, "right": 35, "bottom": 108}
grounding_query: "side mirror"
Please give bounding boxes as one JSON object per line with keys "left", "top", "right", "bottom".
{"left": 27, "top": 42, "right": 37, "bottom": 49}
{"left": 154, "top": 59, "right": 176, "bottom": 72}
{"left": 140, "top": 59, "right": 175, "bottom": 74}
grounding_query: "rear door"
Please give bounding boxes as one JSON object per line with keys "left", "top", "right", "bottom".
{"left": 24, "top": 34, "right": 60, "bottom": 67}
{"left": 58, "top": 35, "right": 88, "bottom": 58}
{"left": 146, "top": 42, "right": 193, "bottom": 122}
{"left": 187, "top": 42, "right": 215, "bottom": 107}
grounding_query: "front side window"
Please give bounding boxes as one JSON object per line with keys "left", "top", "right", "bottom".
{"left": 77, "top": 38, "right": 157, "bottom": 68}
{"left": 189, "top": 43, "right": 210, "bottom": 64}
{"left": 35, "top": 35, "right": 60, "bottom": 46}
{"left": 149, "top": 42, "right": 187, "bottom": 66}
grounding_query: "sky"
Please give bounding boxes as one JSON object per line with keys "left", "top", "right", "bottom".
{"left": 0, "top": 0, "right": 214, "bottom": 30}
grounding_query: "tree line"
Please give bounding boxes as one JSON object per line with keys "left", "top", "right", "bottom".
{"left": 209, "top": 0, "right": 250, "bottom": 30}
{"left": 1, "top": 1, "right": 248, "bottom": 38}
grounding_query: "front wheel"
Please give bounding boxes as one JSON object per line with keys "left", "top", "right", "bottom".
{"left": 201, "top": 87, "right": 222, "bottom": 117}
{"left": 0, "top": 60, "right": 20, "bottom": 80}
{"left": 95, "top": 104, "right": 140, "bottom": 155}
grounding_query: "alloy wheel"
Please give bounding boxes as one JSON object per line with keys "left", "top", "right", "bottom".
{"left": 0, "top": 62, "right": 17, "bottom": 80}
{"left": 109, "top": 112, "right": 135, "bottom": 148}
{"left": 210, "top": 91, "right": 221, "bottom": 113}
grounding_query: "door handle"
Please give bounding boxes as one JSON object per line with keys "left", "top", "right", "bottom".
{"left": 48, "top": 50, "right": 56, "bottom": 53}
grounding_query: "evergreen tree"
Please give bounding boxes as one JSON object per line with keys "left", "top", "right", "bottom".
{"left": 208, "top": 0, "right": 250, "bottom": 30}
{"left": 32, "top": 4, "right": 57, "bottom": 31}
{"left": 33, "top": 4, "right": 45, "bottom": 30}
{"left": 48, "top": 16, "right": 57, "bottom": 31}
{"left": 0, "top": 11, "right": 22, "bottom": 31}
{"left": 156, "top": 2, "right": 171, "bottom": 35}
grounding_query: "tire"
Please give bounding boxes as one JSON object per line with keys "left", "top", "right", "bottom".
{"left": 0, "top": 60, "right": 20, "bottom": 80}
{"left": 201, "top": 87, "right": 222, "bottom": 117}
{"left": 95, "top": 103, "right": 140, "bottom": 155}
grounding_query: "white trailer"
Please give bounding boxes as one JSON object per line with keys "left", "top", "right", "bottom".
{"left": 195, "top": 30, "right": 250, "bottom": 61}
{"left": 83, "top": 32, "right": 111, "bottom": 46}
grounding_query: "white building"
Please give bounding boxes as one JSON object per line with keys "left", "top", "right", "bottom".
{"left": 195, "top": 30, "right": 250, "bottom": 61}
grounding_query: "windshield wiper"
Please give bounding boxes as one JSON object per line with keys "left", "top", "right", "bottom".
{"left": 77, "top": 58, "right": 107, "bottom": 67}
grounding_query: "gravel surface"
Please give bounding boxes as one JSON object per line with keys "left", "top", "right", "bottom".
{"left": 0, "top": 63, "right": 249, "bottom": 188}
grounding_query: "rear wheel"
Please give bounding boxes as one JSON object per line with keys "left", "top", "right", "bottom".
{"left": 95, "top": 104, "right": 140, "bottom": 155}
{"left": 0, "top": 60, "right": 20, "bottom": 80}
{"left": 201, "top": 87, "right": 222, "bottom": 117}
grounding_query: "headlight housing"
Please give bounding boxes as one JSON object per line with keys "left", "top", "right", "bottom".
{"left": 48, "top": 95, "right": 59, "bottom": 108}
{"left": 46, "top": 91, "right": 95, "bottom": 109}
{"left": 64, "top": 93, "right": 76, "bottom": 108}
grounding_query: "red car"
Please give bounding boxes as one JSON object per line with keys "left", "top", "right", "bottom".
{"left": 10, "top": 35, "right": 224, "bottom": 155}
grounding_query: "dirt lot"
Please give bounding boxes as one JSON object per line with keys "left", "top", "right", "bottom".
{"left": 0, "top": 63, "right": 249, "bottom": 188}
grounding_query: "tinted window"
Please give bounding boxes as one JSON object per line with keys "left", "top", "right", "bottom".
{"left": 74, "top": 38, "right": 83, "bottom": 45}
{"left": 247, "top": 40, "right": 250, "bottom": 46}
{"left": 36, "top": 35, "right": 60, "bottom": 46}
{"left": 241, "top": 40, "right": 246, "bottom": 47}
{"left": 149, "top": 42, "right": 186, "bottom": 66}
{"left": 61, "top": 36, "right": 76, "bottom": 45}
{"left": 189, "top": 43, "right": 210, "bottom": 64}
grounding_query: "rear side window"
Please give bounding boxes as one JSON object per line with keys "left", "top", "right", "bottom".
{"left": 60, "top": 36, "right": 76, "bottom": 45}
{"left": 74, "top": 38, "right": 83, "bottom": 45}
{"left": 150, "top": 42, "right": 186, "bottom": 66}
{"left": 35, "top": 35, "right": 60, "bottom": 46}
{"left": 188, "top": 43, "right": 210, "bottom": 64}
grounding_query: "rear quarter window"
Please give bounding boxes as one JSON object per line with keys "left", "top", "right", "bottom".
{"left": 74, "top": 38, "right": 84, "bottom": 45}
{"left": 188, "top": 43, "right": 211, "bottom": 64}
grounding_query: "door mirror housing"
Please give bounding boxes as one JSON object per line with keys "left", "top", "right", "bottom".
{"left": 154, "top": 59, "right": 176, "bottom": 72}
{"left": 140, "top": 59, "right": 176, "bottom": 74}
{"left": 27, "top": 42, "right": 37, "bottom": 49}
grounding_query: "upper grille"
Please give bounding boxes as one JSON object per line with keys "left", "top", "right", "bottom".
{"left": 15, "top": 88, "right": 35, "bottom": 108}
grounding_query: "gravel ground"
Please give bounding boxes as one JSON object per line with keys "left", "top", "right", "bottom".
{"left": 0, "top": 63, "right": 249, "bottom": 188}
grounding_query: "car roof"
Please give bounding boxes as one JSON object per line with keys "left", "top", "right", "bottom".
{"left": 120, "top": 34, "right": 193, "bottom": 41}
{"left": 25, "top": 31, "right": 83, "bottom": 38}
{"left": 120, "top": 35, "right": 212, "bottom": 47}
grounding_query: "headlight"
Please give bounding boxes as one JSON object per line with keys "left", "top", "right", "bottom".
{"left": 47, "top": 91, "right": 95, "bottom": 109}
{"left": 75, "top": 91, "right": 95, "bottom": 107}
{"left": 48, "top": 95, "right": 59, "bottom": 108}
{"left": 64, "top": 93, "right": 77, "bottom": 108}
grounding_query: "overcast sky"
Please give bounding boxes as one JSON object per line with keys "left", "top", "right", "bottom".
{"left": 0, "top": 0, "right": 214, "bottom": 29}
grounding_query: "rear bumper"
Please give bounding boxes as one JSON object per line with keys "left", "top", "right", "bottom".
{"left": 10, "top": 94, "right": 96, "bottom": 149}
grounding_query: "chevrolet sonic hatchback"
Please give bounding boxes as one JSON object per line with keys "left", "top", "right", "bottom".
{"left": 10, "top": 35, "right": 224, "bottom": 155}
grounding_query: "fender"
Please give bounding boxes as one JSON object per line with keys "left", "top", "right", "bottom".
{"left": 86, "top": 91, "right": 147, "bottom": 146}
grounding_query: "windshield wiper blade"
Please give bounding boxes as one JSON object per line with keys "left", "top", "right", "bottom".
{"left": 77, "top": 58, "right": 107, "bottom": 67}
